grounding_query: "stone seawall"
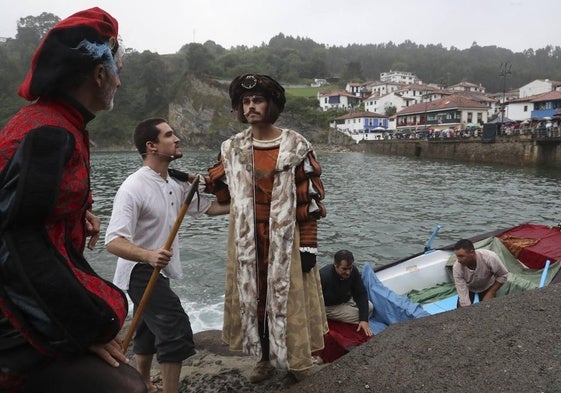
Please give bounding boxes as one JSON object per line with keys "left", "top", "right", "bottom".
{"left": 351, "top": 136, "right": 561, "bottom": 167}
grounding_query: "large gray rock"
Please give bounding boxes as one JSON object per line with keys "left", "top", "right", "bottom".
{"left": 126, "top": 284, "right": 561, "bottom": 392}
{"left": 286, "top": 283, "right": 561, "bottom": 393}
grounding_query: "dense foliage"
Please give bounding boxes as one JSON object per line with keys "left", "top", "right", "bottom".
{"left": 1, "top": 13, "right": 560, "bottom": 147}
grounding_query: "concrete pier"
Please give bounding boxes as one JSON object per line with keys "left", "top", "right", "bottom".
{"left": 351, "top": 135, "right": 561, "bottom": 167}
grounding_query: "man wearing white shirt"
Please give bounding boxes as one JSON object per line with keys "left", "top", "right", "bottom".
{"left": 452, "top": 239, "right": 508, "bottom": 308}
{"left": 105, "top": 118, "right": 228, "bottom": 393}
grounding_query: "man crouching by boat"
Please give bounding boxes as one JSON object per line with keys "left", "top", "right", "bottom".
{"left": 320, "top": 250, "right": 374, "bottom": 337}
{"left": 453, "top": 239, "right": 508, "bottom": 307}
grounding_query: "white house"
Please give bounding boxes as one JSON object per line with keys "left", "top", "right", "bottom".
{"left": 311, "top": 78, "right": 328, "bottom": 87}
{"left": 519, "top": 79, "right": 561, "bottom": 98}
{"left": 364, "top": 91, "right": 413, "bottom": 115}
{"left": 345, "top": 81, "right": 364, "bottom": 97}
{"left": 329, "top": 111, "right": 389, "bottom": 142}
{"left": 317, "top": 90, "right": 362, "bottom": 111}
{"left": 364, "top": 81, "right": 403, "bottom": 97}
{"left": 380, "top": 70, "right": 421, "bottom": 85}
{"left": 504, "top": 96, "right": 533, "bottom": 121}
{"left": 396, "top": 84, "right": 440, "bottom": 104}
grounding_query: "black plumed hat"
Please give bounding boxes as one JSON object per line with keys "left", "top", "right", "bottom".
{"left": 229, "top": 74, "right": 286, "bottom": 112}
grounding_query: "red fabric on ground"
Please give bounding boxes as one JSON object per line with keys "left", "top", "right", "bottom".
{"left": 499, "top": 224, "right": 561, "bottom": 269}
{"left": 313, "top": 319, "right": 374, "bottom": 363}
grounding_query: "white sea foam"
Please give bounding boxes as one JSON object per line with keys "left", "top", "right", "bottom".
{"left": 123, "top": 294, "right": 224, "bottom": 333}
{"left": 183, "top": 299, "right": 225, "bottom": 333}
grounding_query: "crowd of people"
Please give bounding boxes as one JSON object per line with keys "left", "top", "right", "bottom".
{"left": 364, "top": 119, "right": 561, "bottom": 141}
{"left": 0, "top": 7, "right": 516, "bottom": 392}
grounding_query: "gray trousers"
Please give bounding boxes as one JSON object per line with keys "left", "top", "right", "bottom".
{"left": 325, "top": 300, "right": 374, "bottom": 324}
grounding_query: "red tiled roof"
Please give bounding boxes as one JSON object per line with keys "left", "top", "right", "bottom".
{"left": 453, "top": 91, "right": 496, "bottom": 103}
{"left": 530, "top": 90, "right": 561, "bottom": 102}
{"left": 318, "top": 90, "right": 359, "bottom": 99}
{"left": 397, "top": 84, "right": 438, "bottom": 92}
{"left": 396, "top": 95, "right": 488, "bottom": 115}
{"left": 449, "top": 81, "right": 481, "bottom": 88}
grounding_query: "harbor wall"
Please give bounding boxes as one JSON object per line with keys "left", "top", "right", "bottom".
{"left": 351, "top": 136, "right": 561, "bottom": 167}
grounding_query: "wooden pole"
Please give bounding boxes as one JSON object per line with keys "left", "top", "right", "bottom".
{"left": 122, "top": 177, "right": 199, "bottom": 352}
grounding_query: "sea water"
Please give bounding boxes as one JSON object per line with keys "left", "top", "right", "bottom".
{"left": 87, "top": 150, "right": 561, "bottom": 332}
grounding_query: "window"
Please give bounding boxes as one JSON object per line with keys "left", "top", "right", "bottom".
{"left": 524, "top": 105, "right": 528, "bottom": 112}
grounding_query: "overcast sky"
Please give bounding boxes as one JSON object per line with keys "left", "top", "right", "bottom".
{"left": 1, "top": 0, "right": 559, "bottom": 55}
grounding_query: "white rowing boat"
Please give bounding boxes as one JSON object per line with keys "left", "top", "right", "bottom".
{"left": 368, "top": 223, "right": 561, "bottom": 325}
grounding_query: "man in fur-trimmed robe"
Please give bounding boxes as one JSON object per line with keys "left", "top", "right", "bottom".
{"left": 207, "top": 74, "right": 328, "bottom": 382}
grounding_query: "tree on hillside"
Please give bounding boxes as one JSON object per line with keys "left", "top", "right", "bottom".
{"left": 15, "top": 13, "right": 60, "bottom": 73}
{"left": 16, "top": 12, "right": 60, "bottom": 42}
{"left": 342, "top": 61, "right": 364, "bottom": 81}
{"left": 180, "top": 43, "right": 218, "bottom": 76}
{"left": 302, "top": 48, "right": 328, "bottom": 79}
{"left": 385, "top": 105, "right": 397, "bottom": 117}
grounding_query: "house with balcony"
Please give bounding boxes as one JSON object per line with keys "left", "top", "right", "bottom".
{"left": 329, "top": 111, "right": 389, "bottom": 142}
{"left": 317, "top": 90, "right": 362, "bottom": 111}
{"left": 453, "top": 91, "right": 498, "bottom": 118}
{"left": 529, "top": 90, "right": 561, "bottom": 119}
{"left": 506, "top": 90, "right": 561, "bottom": 121}
{"left": 395, "top": 95, "right": 488, "bottom": 132}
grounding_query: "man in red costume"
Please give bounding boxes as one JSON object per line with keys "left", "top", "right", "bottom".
{"left": 207, "top": 74, "right": 328, "bottom": 382}
{"left": 0, "top": 8, "right": 145, "bottom": 393}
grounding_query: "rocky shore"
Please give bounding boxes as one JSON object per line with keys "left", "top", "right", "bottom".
{"left": 124, "top": 283, "right": 561, "bottom": 392}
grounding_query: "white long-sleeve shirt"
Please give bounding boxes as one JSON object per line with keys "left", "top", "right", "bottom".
{"left": 105, "top": 166, "right": 211, "bottom": 290}
{"left": 453, "top": 249, "right": 509, "bottom": 307}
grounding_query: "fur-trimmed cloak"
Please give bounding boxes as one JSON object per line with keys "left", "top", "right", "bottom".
{"left": 220, "top": 128, "right": 328, "bottom": 370}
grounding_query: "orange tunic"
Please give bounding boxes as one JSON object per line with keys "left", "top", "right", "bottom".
{"left": 253, "top": 144, "right": 279, "bottom": 320}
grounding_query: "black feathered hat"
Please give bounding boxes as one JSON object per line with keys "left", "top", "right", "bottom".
{"left": 18, "top": 7, "right": 119, "bottom": 101}
{"left": 229, "top": 74, "right": 286, "bottom": 112}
